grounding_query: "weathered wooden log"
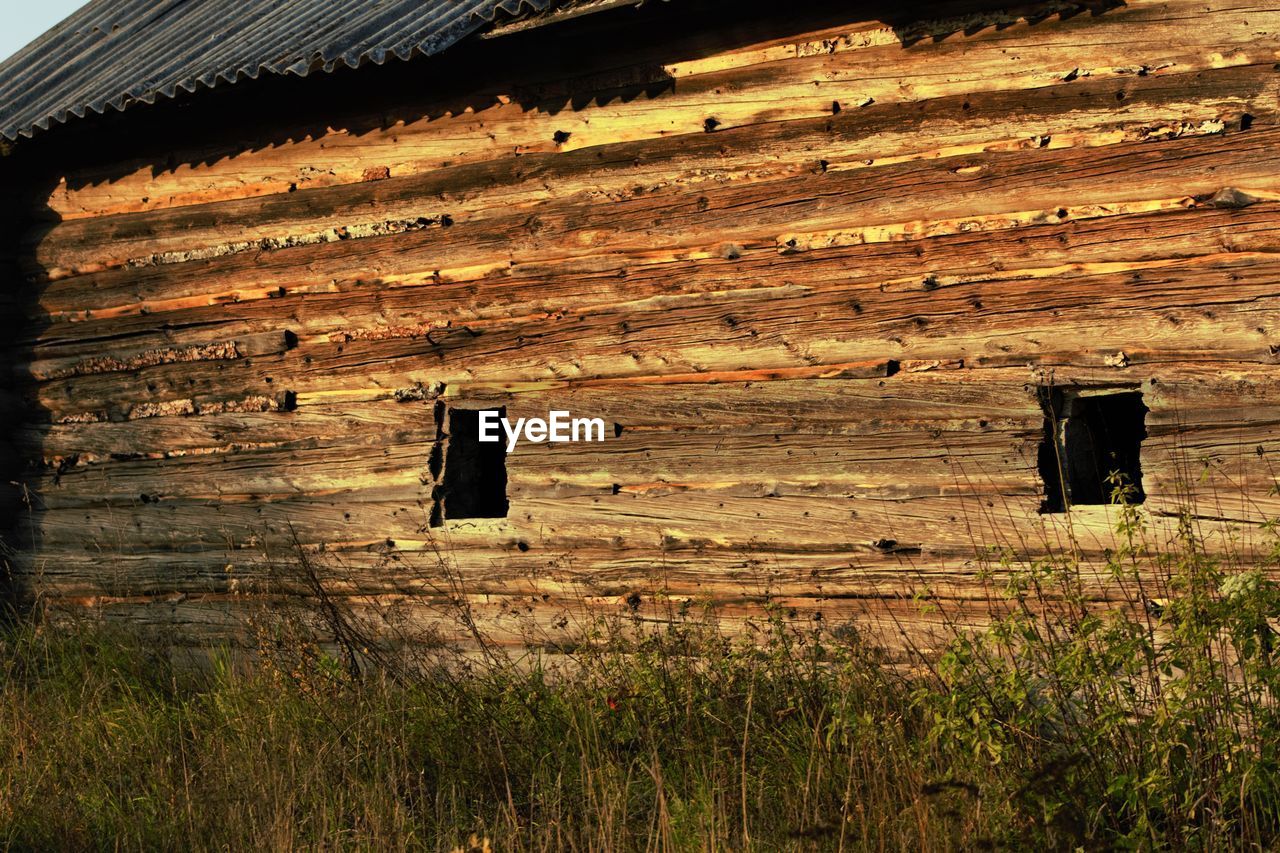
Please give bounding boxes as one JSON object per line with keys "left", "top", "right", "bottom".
{"left": 4, "top": 0, "right": 1280, "bottom": 653}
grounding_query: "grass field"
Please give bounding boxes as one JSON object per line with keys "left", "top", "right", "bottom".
{"left": 3, "top": 492, "right": 1280, "bottom": 850}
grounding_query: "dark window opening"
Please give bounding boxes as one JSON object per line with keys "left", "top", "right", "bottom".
{"left": 438, "top": 407, "right": 509, "bottom": 521}
{"left": 1038, "top": 389, "right": 1147, "bottom": 513}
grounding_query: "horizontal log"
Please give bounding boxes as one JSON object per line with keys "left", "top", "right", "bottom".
{"left": 36, "top": 0, "right": 1280, "bottom": 220}
{"left": 30, "top": 248, "right": 1280, "bottom": 420}
{"left": 25, "top": 425, "right": 1037, "bottom": 506}
{"left": 20, "top": 368, "right": 1280, "bottom": 504}
{"left": 10, "top": 544, "right": 1200, "bottom": 603}
{"left": 22, "top": 372, "right": 1046, "bottom": 460}
{"left": 19, "top": 462, "right": 1277, "bottom": 554}
{"left": 31, "top": 592, "right": 1011, "bottom": 659}
{"left": 33, "top": 121, "right": 1280, "bottom": 329}
{"left": 29, "top": 62, "right": 1277, "bottom": 280}
{"left": 22, "top": 201, "right": 1280, "bottom": 377}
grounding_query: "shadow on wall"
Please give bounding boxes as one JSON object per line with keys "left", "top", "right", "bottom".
{"left": 0, "top": 163, "right": 59, "bottom": 621}
{"left": 15, "top": 0, "right": 1126, "bottom": 203}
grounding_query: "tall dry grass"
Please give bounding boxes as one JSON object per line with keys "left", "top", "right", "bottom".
{"left": 2, "top": 474, "right": 1280, "bottom": 849}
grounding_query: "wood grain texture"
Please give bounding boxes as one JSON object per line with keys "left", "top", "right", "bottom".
{"left": 4, "top": 0, "right": 1280, "bottom": 653}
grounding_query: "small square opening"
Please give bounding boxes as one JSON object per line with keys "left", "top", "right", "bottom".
{"left": 1038, "top": 389, "right": 1148, "bottom": 513}
{"left": 440, "top": 407, "right": 509, "bottom": 520}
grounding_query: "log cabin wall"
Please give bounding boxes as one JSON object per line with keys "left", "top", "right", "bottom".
{"left": 2, "top": 0, "right": 1279, "bottom": 654}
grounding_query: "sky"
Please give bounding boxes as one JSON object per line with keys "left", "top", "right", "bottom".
{"left": 0, "top": 0, "right": 87, "bottom": 65}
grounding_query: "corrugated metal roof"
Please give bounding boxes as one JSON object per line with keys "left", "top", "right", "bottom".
{"left": 0, "top": 0, "right": 554, "bottom": 141}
